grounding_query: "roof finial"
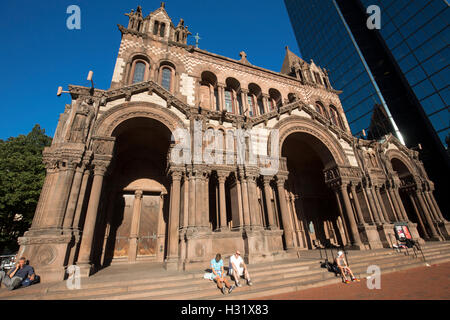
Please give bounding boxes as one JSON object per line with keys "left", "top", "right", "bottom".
{"left": 239, "top": 51, "right": 250, "bottom": 65}
{"left": 194, "top": 33, "right": 201, "bottom": 48}
{"left": 161, "top": 2, "right": 165, "bottom": 8}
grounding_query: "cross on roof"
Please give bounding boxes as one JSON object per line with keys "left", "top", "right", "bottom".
{"left": 194, "top": 32, "right": 201, "bottom": 48}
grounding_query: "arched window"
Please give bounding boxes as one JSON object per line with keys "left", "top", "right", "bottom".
{"left": 132, "top": 62, "right": 146, "bottom": 84}
{"left": 159, "top": 23, "right": 166, "bottom": 37}
{"left": 161, "top": 67, "right": 172, "bottom": 90}
{"left": 225, "top": 78, "right": 242, "bottom": 115}
{"left": 224, "top": 89, "right": 233, "bottom": 113}
{"left": 268, "top": 98, "right": 275, "bottom": 111}
{"left": 248, "top": 83, "right": 264, "bottom": 116}
{"left": 288, "top": 93, "right": 297, "bottom": 103}
{"left": 200, "top": 71, "right": 219, "bottom": 111}
{"left": 214, "top": 88, "right": 220, "bottom": 111}
{"left": 258, "top": 98, "right": 264, "bottom": 115}
{"left": 269, "top": 88, "right": 282, "bottom": 109}
{"left": 315, "top": 102, "right": 325, "bottom": 116}
{"left": 329, "top": 105, "right": 343, "bottom": 129}
{"left": 247, "top": 95, "right": 255, "bottom": 116}
{"left": 153, "top": 21, "right": 159, "bottom": 35}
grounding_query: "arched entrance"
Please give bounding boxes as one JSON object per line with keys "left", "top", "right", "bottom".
{"left": 97, "top": 117, "right": 172, "bottom": 266}
{"left": 281, "top": 132, "right": 346, "bottom": 249}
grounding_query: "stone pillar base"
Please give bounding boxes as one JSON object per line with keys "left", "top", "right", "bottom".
{"left": 358, "top": 224, "right": 383, "bottom": 249}
{"left": 76, "top": 262, "right": 95, "bottom": 278}
{"left": 405, "top": 222, "right": 425, "bottom": 245}
{"left": 376, "top": 223, "right": 396, "bottom": 248}
{"left": 17, "top": 232, "right": 73, "bottom": 283}
{"left": 164, "top": 257, "right": 181, "bottom": 271}
{"left": 435, "top": 221, "right": 450, "bottom": 240}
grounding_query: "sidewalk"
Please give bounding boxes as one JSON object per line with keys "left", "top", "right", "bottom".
{"left": 258, "top": 262, "right": 450, "bottom": 300}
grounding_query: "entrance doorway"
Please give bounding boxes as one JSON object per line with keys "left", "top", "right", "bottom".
{"left": 282, "top": 132, "right": 345, "bottom": 249}
{"left": 99, "top": 117, "right": 171, "bottom": 266}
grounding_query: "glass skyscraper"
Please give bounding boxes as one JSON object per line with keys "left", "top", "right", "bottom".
{"left": 284, "top": 0, "right": 449, "bottom": 217}
{"left": 285, "top": 0, "right": 448, "bottom": 145}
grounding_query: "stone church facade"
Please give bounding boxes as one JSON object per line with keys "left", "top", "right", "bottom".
{"left": 18, "top": 4, "right": 449, "bottom": 282}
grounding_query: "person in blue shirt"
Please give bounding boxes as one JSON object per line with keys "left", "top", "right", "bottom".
{"left": 0, "top": 257, "right": 35, "bottom": 291}
{"left": 210, "top": 253, "right": 234, "bottom": 294}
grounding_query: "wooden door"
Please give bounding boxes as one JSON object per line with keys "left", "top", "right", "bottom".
{"left": 137, "top": 195, "right": 160, "bottom": 257}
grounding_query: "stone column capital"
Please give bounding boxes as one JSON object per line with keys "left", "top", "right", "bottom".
{"left": 134, "top": 189, "right": 143, "bottom": 199}
{"left": 262, "top": 175, "right": 274, "bottom": 185}
{"left": 92, "top": 159, "right": 110, "bottom": 176}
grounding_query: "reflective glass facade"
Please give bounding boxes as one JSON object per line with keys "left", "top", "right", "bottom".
{"left": 284, "top": 0, "right": 449, "bottom": 147}
{"left": 359, "top": 0, "right": 449, "bottom": 146}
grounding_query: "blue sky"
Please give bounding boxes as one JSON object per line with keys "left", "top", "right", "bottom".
{"left": 0, "top": 0, "right": 300, "bottom": 140}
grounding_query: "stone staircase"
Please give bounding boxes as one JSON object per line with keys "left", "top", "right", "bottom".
{"left": 1, "top": 241, "right": 449, "bottom": 300}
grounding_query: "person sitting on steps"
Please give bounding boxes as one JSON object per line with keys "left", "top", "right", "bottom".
{"left": 0, "top": 257, "right": 35, "bottom": 291}
{"left": 335, "top": 251, "right": 359, "bottom": 284}
{"left": 210, "top": 253, "right": 234, "bottom": 295}
{"left": 228, "top": 250, "right": 253, "bottom": 287}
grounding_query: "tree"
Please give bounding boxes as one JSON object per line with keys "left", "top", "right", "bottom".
{"left": 0, "top": 125, "right": 52, "bottom": 254}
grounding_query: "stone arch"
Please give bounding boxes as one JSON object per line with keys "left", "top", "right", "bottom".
{"left": 273, "top": 116, "right": 348, "bottom": 168}
{"left": 93, "top": 101, "right": 186, "bottom": 138}
{"left": 385, "top": 149, "right": 418, "bottom": 178}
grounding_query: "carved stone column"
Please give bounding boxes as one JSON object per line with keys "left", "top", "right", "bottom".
{"left": 217, "top": 171, "right": 228, "bottom": 230}
{"left": 247, "top": 173, "right": 262, "bottom": 228}
{"left": 45, "top": 159, "right": 78, "bottom": 228}
{"left": 362, "top": 187, "right": 377, "bottom": 224}
{"left": 423, "top": 191, "right": 441, "bottom": 223}
{"left": 72, "top": 167, "right": 91, "bottom": 229}
{"left": 276, "top": 177, "right": 294, "bottom": 249}
{"left": 428, "top": 191, "right": 446, "bottom": 222}
{"left": 393, "top": 188, "right": 409, "bottom": 221}
{"left": 202, "top": 171, "right": 210, "bottom": 228}
{"left": 333, "top": 188, "right": 350, "bottom": 245}
{"left": 263, "top": 176, "right": 276, "bottom": 229}
{"left": 30, "top": 159, "right": 59, "bottom": 229}
{"left": 370, "top": 187, "right": 386, "bottom": 224}
{"left": 338, "top": 184, "right": 363, "bottom": 248}
{"left": 128, "top": 189, "right": 143, "bottom": 263}
{"left": 63, "top": 164, "right": 85, "bottom": 229}
{"left": 408, "top": 193, "right": 429, "bottom": 239}
{"left": 350, "top": 185, "right": 365, "bottom": 225}
{"left": 234, "top": 173, "right": 244, "bottom": 228}
{"left": 241, "top": 89, "right": 249, "bottom": 116}
{"left": 195, "top": 170, "right": 204, "bottom": 230}
{"left": 388, "top": 188, "right": 402, "bottom": 222}
{"left": 166, "top": 171, "right": 182, "bottom": 268}
{"left": 416, "top": 191, "right": 441, "bottom": 240}
{"left": 77, "top": 159, "right": 109, "bottom": 276}
{"left": 375, "top": 187, "right": 390, "bottom": 223}
{"left": 217, "top": 83, "right": 225, "bottom": 112}
{"left": 262, "top": 93, "right": 269, "bottom": 114}
{"left": 240, "top": 172, "right": 251, "bottom": 226}
{"left": 188, "top": 170, "right": 196, "bottom": 227}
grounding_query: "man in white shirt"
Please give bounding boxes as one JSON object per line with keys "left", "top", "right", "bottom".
{"left": 228, "top": 250, "right": 252, "bottom": 287}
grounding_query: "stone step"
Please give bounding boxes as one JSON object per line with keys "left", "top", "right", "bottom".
{"left": 2, "top": 242, "right": 449, "bottom": 300}
{"left": 80, "top": 252, "right": 441, "bottom": 300}
{"left": 22, "top": 251, "right": 414, "bottom": 300}
{"left": 215, "top": 255, "right": 450, "bottom": 300}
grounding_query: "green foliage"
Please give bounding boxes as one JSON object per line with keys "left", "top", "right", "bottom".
{"left": 0, "top": 125, "right": 52, "bottom": 254}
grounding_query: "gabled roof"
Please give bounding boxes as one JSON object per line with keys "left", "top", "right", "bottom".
{"left": 280, "top": 46, "right": 306, "bottom": 75}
